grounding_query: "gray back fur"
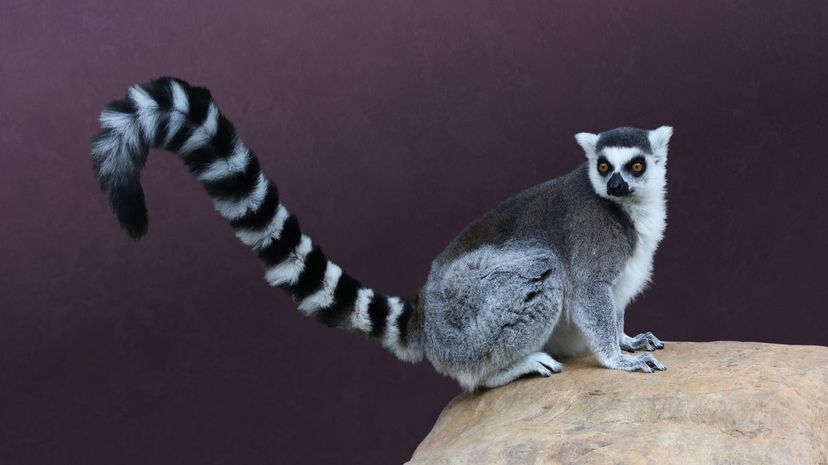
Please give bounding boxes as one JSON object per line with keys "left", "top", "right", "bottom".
{"left": 430, "top": 163, "right": 636, "bottom": 275}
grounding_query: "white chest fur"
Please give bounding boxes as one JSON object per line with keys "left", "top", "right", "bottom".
{"left": 612, "top": 196, "right": 666, "bottom": 311}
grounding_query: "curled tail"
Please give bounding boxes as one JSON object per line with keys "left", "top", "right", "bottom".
{"left": 91, "top": 77, "right": 422, "bottom": 362}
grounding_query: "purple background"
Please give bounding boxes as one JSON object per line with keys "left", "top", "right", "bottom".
{"left": 2, "top": 0, "right": 827, "bottom": 463}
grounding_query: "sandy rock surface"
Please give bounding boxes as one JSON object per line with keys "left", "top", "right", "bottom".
{"left": 407, "top": 342, "right": 828, "bottom": 465}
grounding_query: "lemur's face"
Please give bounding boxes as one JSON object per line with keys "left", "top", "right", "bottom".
{"left": 593, "top": 146, "right": 652, "bottom": 198}
{"left": 574, "top": 126, "right": 672, "bottom": 203}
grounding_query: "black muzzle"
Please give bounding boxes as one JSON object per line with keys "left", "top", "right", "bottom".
{"left": 606, "top": 173, "right": 631, "bottom": 197}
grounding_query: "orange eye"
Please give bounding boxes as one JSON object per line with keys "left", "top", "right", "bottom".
{"left": 631, "top": 162, "right": 644, "bottom": 173}
{"left": 598, "top": 162, "right": 609, "bottom": 174}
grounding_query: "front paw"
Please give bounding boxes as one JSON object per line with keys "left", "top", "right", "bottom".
{"left": 608, "top": 353, "right": 666, "bottom": 373}
{"left": 620, "top": 332, "right": 665, "bottom": 352}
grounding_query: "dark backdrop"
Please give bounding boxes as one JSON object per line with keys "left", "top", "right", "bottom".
{"left": 1, "top": 0, "right": 826, "bottom": 464}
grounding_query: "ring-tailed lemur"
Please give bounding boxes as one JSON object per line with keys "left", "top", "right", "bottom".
{"left": 91, "top": 77, "right": 672, "bottom": 391}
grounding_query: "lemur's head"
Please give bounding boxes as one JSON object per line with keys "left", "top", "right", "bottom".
{"left": 575, "top": 126, "right": 673, "bottom": 203}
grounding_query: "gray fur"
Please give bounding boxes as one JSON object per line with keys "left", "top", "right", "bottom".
{"left": 595, "top": 127, "right": 652, "bottom": 153}
{"left": 418, "top": 126, "right": 671, "bottom": 390}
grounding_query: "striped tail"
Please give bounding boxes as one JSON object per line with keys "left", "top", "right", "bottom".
{"left": 91, "top": 77, "right": 423, "bottom": 363}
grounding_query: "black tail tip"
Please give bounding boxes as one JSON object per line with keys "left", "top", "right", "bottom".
{"left": 104, "top": 177, "right": 149, "bottom": 240}
{"left": 120, "top": 213, "right": 149, "bottom": 240}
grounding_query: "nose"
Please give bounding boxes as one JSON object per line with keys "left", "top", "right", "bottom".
{"left": 606, "top": 173, "right": 630, "bottom": 197}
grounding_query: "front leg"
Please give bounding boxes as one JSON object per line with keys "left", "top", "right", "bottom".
{"left": 616, "top": 302, "right": 665, "bottom": 352}
{"left": 573, "top": 283, "right": 666, "bottom": 373}
{"left": 620, "top": 332, "right": 665, "bottom": 352}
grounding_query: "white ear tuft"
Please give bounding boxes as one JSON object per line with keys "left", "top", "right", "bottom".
{"left": 648, "top": 126, "right": 673, "bottom": 159}
{"left": 574, "top": 132, "right": 599, "bottom": 157}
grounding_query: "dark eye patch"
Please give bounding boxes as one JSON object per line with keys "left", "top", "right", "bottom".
{"left": 597, "top": 157, "right": 613, "bottom": 175}
{"left": 625, "top": 156, "right": 646, "bottom": 176}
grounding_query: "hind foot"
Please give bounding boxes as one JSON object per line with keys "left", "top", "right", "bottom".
{"left": 605, "top": 352, "right": 666, "bottom": 373}
{"left": 482, "top": 352, "right": 562, "bottom": 388}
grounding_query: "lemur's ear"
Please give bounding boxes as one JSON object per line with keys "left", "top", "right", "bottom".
{"left": 574, "top": 132, "right": 598, "bottom": 157}
{"left": 648, "top": 126, "right": 673, "bottom": 162}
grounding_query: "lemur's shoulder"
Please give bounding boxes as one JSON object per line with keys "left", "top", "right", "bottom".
{"left": 521, "top": 164, "right": 637, "bottom": 251}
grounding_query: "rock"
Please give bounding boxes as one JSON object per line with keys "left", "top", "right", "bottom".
{"left": 407, "top": 342, "right": 828, "bottom": 465}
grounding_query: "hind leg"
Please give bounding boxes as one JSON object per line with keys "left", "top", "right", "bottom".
{"left": 481, "top": 352, "right": 563, "bottom": 388}
{"left": 423, "top": 246, "right": 565, "bottom": 390}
